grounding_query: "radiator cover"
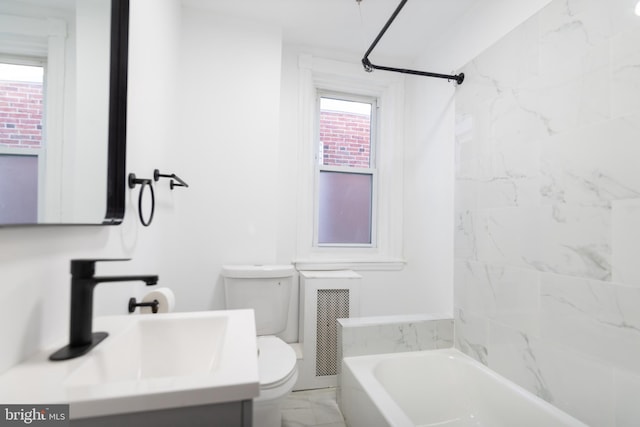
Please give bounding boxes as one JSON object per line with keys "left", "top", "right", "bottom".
{"left": 296, "top": 270, "right": 361, "bottom": 390}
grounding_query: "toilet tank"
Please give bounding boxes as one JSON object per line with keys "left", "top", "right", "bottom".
{"left": 222, "top": 265, "right": 295, "bottom": 336}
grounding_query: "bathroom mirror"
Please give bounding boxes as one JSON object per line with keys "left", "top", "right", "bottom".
{"left": 0, "top": 0, "right": 128, "bottom": 226}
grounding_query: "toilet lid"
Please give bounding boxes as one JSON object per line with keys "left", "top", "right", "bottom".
{"left": 257, "top": 336, "right": 297, "bottom": 389}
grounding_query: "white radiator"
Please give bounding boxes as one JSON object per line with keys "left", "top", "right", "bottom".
{"left": 296, "top": 270, "right": 361, "bottom": 390}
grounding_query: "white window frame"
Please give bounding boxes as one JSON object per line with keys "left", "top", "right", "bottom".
{"left": 314, "top": 91, "right": 378, "bottom": 248}
{"left": 0, "top": 13, "right": 67, "bottom": 222}
{"left": 294, "top": 55, "right": 406, "bottom": 271}
{"left": 0, "top": 56, "right": 47, "bottom": 219}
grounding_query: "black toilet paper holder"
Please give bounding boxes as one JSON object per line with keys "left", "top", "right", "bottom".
{"left": 128, "top": 297, "right": 159, "bottom": 314}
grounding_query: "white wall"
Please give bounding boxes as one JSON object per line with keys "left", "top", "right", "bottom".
{"left": 0, "top": 0, "right": 291, "bottom": 373}
{"left": 0, "top": 0, "right": 555, "bottom": 376}
{"left": 278, "top": 46, "right": 453, "bottom": 317}
{"left": 397, "top": 0, "right": 555, "bottom": 323}
{"left": 414, "top": 0, "right": 554, "bottom": 72}
{"left": 161, "top": 6, "right": 284, "bottom": 311}
{"left": 401, "top": 77, "right": 456, "bottom": 316}
{"left": 94, "top": 0, "right": 183, "bottom": 316}
{"left": 0, "top": 0, "right": 182, "bottom": 374}
{"left": 72, "top": 0, "right": 111, "bottom": 221}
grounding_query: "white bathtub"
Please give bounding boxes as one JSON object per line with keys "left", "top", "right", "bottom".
{"left": 339, "top": 348, "right": 588, "bottom": 427}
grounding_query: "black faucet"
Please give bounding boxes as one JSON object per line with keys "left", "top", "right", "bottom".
{"left": 50, "top": 259, "right": 158, "bottom": 361}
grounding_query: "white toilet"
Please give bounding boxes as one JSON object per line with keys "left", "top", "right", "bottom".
{"left": 221, "top": 265, "right": 298, "bottom": 427}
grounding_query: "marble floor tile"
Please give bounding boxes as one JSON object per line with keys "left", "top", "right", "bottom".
{"left": 281, "top": 388, "right": 346, "bottom": 427}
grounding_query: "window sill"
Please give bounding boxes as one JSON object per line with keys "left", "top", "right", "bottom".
{"left": 293, "top": 258, "right": 406, "bottom": 272}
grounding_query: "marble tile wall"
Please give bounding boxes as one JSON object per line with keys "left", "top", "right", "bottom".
{"left": 337, "top": 314, "right": 453, "bottom": 360}
{"left": 454, "top": 0, "right": 640, "bottom": 425}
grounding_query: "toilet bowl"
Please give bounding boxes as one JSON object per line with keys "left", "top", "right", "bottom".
{"left": 221, "top": 265, "right": 298, "bottom": 427}
{"left": 253, "top": 336, "right": 298, "bottom": 427}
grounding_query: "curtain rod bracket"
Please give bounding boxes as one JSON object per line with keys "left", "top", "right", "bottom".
{"left": 361, "top": 0, "right": 464, "bottom": 85}
{"left": 362, "top": 58, "right": 374, "bottom": 73}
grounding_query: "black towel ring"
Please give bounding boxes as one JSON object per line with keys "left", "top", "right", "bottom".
{"left": 128, "top": 173, "right": 155, "bottom": 227}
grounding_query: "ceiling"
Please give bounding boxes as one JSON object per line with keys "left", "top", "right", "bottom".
{"left": 182, "top": 0, "right": 478, "bottom": 63}
{"left": 8, "top": 0, "right": 479, "bottom": 64}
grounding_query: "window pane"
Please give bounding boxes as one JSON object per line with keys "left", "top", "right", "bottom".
{"left": 0, "top": 63, "right": 44, "bottom": 148}
{"left": 0, "top": 154, "right": 38, "bottom": 223}
{"left": 319, "top": 97, "right": 371, "bottom": 168}
{"left": 318, "top": 171, "right": 372, "bottom": 245}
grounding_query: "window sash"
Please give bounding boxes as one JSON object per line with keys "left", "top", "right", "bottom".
{"left": 314, "top": 92, "right": 378, "bottom": 248}
{"left": 0, "top": 56, "right": 46, "bottom": 221}
{"left": 314, "top": 168, "right": 377, "bottom": 248}
{"left": 316, "top": 91, "right": 377, "bottom": 169}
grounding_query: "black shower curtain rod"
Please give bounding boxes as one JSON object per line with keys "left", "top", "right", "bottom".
{"left": 361, "top": 0, "right": 464, "bottom": 85}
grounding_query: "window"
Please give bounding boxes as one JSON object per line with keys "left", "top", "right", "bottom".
{"left": 315, "top": 94, "right": 377, "bottom": 247}
{"left": 294, "top": 55, "right": 405, "bottom": 270}
{"left": 0, "top": 60, "right": 45, "bottom": 223}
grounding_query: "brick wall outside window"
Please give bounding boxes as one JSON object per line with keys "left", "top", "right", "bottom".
{"left": 320, "top": 110, "right": 370, "bottom": 168}
{"left": 0, "top": 81, "right": 43, "bottom": 148}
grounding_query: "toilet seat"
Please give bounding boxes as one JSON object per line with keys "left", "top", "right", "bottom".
{"left": 257, "top": 336, "right": 297, "bottom": 390}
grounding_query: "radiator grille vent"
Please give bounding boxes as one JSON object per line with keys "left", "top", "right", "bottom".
{"left": 315, "top": 289, "right": 349, "bottom": 377}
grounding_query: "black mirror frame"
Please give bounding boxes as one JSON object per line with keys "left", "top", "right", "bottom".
{"left": 103, "top": 0, "right": 129, "bottom": 225}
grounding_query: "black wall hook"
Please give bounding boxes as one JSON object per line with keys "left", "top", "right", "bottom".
{"left": 128, "top": 173, "right": 151, "bottom": 189}
{"left": 154, "top": 169, "right": 189, "bottom": 190}
{"left": 128, "top": 173, "right": 155, "bottom": 226}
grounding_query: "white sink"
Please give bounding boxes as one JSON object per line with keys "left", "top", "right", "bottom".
{"left": 66, "top": 314, "right": 228, "bottom": 385}
{"left": 0, "top": 310, "right": 260, "bottom": 420}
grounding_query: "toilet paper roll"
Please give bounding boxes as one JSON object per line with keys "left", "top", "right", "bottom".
{"left": 141, "top": 287, "right": 175, "bottom": 314}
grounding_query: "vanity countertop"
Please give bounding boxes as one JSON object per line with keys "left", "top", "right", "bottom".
{"left": 0, "top": 310, "right": 260, "bottom": 419}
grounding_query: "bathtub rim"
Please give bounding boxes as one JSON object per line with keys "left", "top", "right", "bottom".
{"left": 341, "top": 348, "right": 589, "bottom": 427}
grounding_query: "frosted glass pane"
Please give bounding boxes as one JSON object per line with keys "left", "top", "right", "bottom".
{"left": 0, "top": 155, "right": 38, "bottom": 223}
{"left": 318, "top": 171, "right": 372, "bottom": 245}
